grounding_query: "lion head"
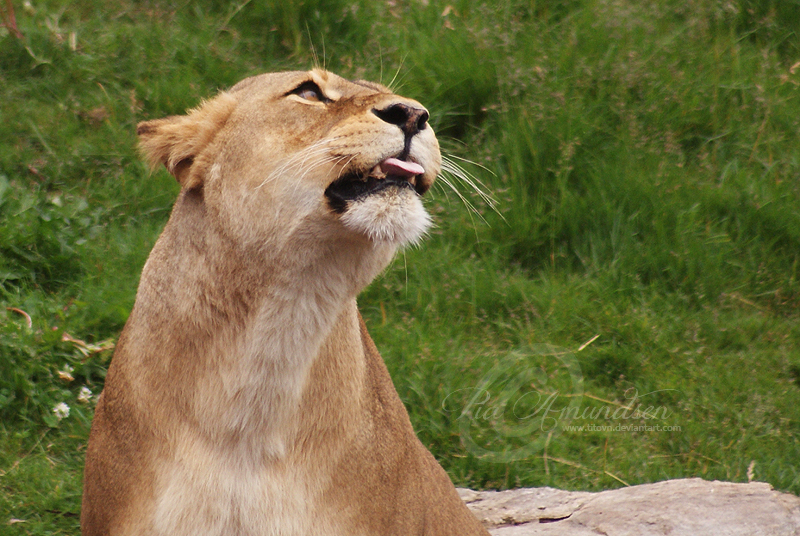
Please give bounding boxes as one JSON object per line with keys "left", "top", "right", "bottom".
{"left": 137, "top": 69, "right": 441, "bottom": 257}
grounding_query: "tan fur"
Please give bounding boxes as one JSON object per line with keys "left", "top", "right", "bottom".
{"left": 81, "top": 69, "right": 489, "bottom": 536}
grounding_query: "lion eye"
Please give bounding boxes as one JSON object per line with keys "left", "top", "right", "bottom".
{"left": 298, "top": 88, "right": 321, "bottom": 101}
{"left": 289, "top": 81, "right": 330, "bottom": 103}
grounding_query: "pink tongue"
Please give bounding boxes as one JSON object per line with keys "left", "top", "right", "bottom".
{"left": 380, "top": 157, "right": 424, "bottom": 177}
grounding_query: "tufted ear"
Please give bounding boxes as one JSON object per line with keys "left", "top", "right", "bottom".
{"left": 136, "top": 93, "right": 237, "bottom": 189}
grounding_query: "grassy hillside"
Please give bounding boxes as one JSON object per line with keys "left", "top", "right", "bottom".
{"left": 2, "top": 0, "right": 800, "bottom": 532}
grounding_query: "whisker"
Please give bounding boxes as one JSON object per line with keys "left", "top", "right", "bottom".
{"left": 263, "top": 148, "right": 319, "bottom": 183}
{"left": 336, "top": 153, "right": 360, "bottom": 180}
{"left": 387, "top": 55, "right": 408, "bottom": 93}
{"left": 257, "top": 138, "right": 341, "bottom": 189}
{"left": 434, "top": 174, "right": 485, "bottom": 231}
{"left": 441, "top": 156, "right": 499, "bottom": 211}
{"left": 445, "top": 153, "right": 497, "bottom": 178}
{"left": 435, "top": 154, "right": 502, "bottom": 224}
{"left": 293, "top": 147, "right": 334, "bottom": 178}
{"left": 288, "top": 154, "right": 344, "bottom": 197}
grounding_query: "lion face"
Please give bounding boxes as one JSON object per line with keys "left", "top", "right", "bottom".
{"left": 137, "top": 69, "right": 441, "bottom": 254}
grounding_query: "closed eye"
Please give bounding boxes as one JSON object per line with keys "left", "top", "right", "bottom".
{"left": 288, "top": 81, "right": 331, "bottom": 103}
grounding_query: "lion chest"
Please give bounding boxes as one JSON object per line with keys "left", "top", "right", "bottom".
{"left": 151, "top": 443, "right": 334, "bottom": 536}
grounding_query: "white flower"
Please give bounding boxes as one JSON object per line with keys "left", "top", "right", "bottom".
{"left": 53, "top": 402, "right": 70, "bottom": 420}
{"left": 77, "top": 386, "right": 93, "bottom": 404}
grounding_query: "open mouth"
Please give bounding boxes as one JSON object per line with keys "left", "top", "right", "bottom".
{"left": 325, "top": 157, "right": 426, "bottom": 213}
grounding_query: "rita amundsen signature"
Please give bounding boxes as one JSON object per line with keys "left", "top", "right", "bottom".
{"left": 439, "top": 346, "right": 681, "bottom": 461}
{"left": 443, "top": 385, "right": 681, "bottom": 462}
{"left": 443, "top": 386, "right": 677, "bottom": 433}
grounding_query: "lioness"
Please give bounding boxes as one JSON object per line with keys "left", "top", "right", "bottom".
{"left": 81, "top": 69, "right": 489, "bottom": 536}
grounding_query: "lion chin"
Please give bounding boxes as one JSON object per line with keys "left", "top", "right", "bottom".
{"left": 340, "top": 186, "right": 432, "bottom": 244}
{"left": 80, "top": 69, "right": 488, "bottom": 536}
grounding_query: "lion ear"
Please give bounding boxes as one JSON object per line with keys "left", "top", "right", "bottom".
{"left": 136, "top": 93, "right": 236, "bottom": 189}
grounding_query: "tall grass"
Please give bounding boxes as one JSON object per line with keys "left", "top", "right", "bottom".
{"left": 2, "top": 0, "right": 800, "bottom": 532}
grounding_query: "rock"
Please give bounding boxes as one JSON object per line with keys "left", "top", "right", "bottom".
{"left": 460, "top": 478, "right": 800, "bottom": 535}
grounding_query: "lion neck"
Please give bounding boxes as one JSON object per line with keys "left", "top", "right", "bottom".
{"left": 124, "top": 187, "right": 394, "bottom": 456}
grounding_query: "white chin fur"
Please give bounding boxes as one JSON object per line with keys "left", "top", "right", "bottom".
{"left": 339, "top": 188, "right": 431, "bottom": 245}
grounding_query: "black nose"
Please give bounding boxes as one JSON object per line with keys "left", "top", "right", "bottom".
{"left": 373, "top": 103, "right": 429, "bottom": 138}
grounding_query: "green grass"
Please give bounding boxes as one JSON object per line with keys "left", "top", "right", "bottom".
{"left": 3, "top": 0, "right": 800, "bottom": 532}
